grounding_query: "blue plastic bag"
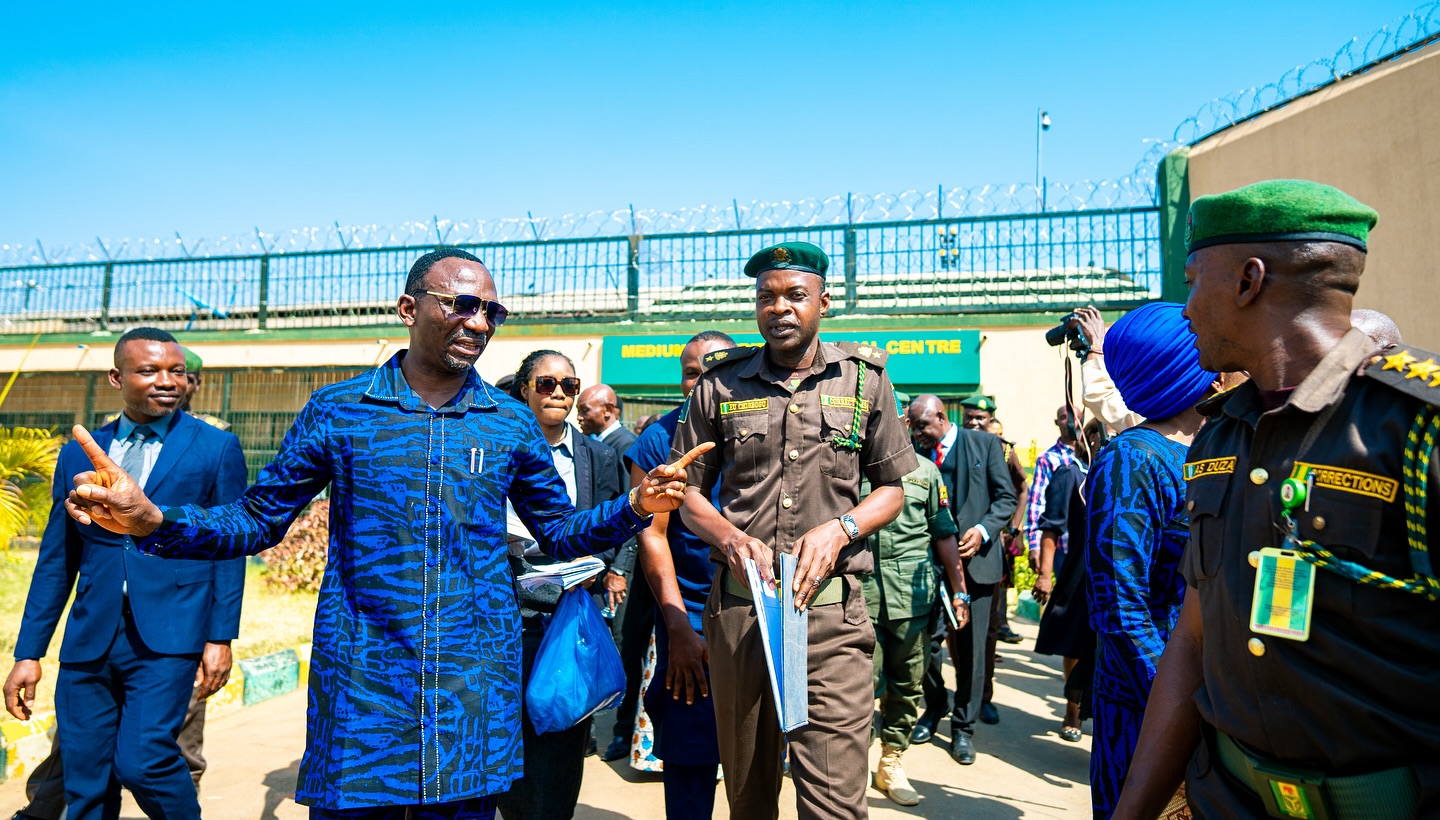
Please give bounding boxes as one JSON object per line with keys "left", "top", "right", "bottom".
{"left": 526, "top": 586, "right": 626, "bottom": 734}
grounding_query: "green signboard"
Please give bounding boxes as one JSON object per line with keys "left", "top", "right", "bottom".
{"left": 601, "top": 330, "right": 981, "bottom": 391}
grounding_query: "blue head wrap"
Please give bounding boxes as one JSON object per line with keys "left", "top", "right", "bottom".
{"left": 1106, "top": 302, "right": 1217, "bottom": 422}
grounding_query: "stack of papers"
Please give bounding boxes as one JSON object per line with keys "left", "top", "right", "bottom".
{"left": 744, "top": 554, "right": 809, "bottom": 732}
{"left": 516, "top": 555, "right": 607, "bottom": 592}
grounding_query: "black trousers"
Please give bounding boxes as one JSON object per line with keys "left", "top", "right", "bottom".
{"left": 496, "top": 625, "right": 589, "bottom": 820}
{"left": 919, "top": 581, "right": 994, "bottom": 737}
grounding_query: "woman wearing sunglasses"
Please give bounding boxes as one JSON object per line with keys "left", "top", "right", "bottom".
{"left": 497, "top": 350, "right": 628, "bottom": 820}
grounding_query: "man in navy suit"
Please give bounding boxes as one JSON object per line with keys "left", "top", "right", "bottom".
{"left": 906, "top": 394, "right": 1016, "bottom": 765}
{"left": 3, "top": 327, "right": 247, "bottom": 820}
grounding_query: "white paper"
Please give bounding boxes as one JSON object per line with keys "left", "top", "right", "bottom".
{"left": 516, "top": 555, "right": 607, "bottom": 591}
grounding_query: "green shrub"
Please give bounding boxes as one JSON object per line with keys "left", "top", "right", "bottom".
{"left": 259, "top": 498, "right": 330, "bottom": 593}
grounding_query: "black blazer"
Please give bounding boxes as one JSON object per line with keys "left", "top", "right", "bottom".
{"left": 514, "top": 425, "right": 626, "bottom": 618}
{"left": 599, "top": 425, "right": 638, "bottom": 463}
{"left": 921, "top": 426, "right": 1018, "bottom": 586}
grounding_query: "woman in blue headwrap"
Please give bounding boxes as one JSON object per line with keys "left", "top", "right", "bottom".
{"left": 1085, "top": 302, "right": 1219, "bottom": 819}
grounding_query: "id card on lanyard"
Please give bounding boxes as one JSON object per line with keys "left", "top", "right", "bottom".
{"left": 1249, "top": 548, "right": 1316, "bottom": 642}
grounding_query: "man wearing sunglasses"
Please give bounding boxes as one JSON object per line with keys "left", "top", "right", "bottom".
{"left": 58, "top": 248, "right": 710, "bottom": 820}
{"left": 673, "top": 241, "right": 917, "bottom": 820}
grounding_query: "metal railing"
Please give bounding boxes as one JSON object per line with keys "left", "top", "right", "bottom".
{"left": 0, "top": 207, "right": 1161, "bottom": 335}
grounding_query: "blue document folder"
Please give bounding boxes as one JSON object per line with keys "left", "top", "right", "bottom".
{"left": 744, "top": 554, "right": 809, "bottom": 732}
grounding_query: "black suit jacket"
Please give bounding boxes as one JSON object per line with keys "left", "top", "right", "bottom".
{"left": 515, "top": 425, "right": 626, "bottom": 617}
{"left": 921, "top": 427, "right": 1018, "bottom": 586}
{"left": 599, "top": 425, "right": 638, "bottom": 462}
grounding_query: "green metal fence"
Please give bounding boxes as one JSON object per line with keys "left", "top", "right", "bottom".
{"left": 0, "top": 207, "right": 1160, "bottom": 335}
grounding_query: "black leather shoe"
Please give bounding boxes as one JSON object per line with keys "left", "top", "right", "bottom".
{"left": 601, "top": 735, "right": 629, "bottom": 762}
{"left": 585, "top": 735, "right": 599, "bottom": 757}
{"left": 910, "top": 716, "right": 937, "bottom": 744}
{"left": 998, "top": 626, "right": 1024, "bottom": 644}
{"left": 950, "top": 732, "right": 976, "bottom": 765}
{"left": 979, "top": 702, "right": 1000, "bottom": 724}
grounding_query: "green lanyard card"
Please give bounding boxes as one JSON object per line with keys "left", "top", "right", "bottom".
{"left": 1249, "top": 548, "right": 1316, "bottom": 642}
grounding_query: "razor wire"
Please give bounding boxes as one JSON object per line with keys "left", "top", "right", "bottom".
{"left": 1173, "top": 0, "right": 1440, "bottom": 143}
{"left": 0, "top": 177, "right": 1159, "bottom": 267}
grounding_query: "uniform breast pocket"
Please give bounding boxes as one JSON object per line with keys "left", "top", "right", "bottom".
{"left": 1296, "top": 493, "right": 1382, "bottom": 563}
{"left": 820, "top": 407, "right": 860, "bottom": 481}
{"left": 1186, "top": 483, "right": 1227, "bottom": 581}
{"left": 721, "top": 414, "right": 770, "bottom": 486}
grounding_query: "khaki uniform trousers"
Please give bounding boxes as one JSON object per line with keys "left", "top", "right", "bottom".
{"left": 706, "top": 571, "right": 875, "bottom": 820}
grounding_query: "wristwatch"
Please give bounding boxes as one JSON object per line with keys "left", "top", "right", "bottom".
{"left": 837, "top": 513, "right": 861, "bottom": 542}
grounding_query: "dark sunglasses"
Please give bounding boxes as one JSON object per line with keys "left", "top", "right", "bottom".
{"left": 413, "top": 290, "right": 509, "bottom": 327}
{"left": 530, "top": 376, "right": 581, "bottom": 397}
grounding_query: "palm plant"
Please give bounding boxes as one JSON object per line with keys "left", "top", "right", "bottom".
{"left": 0, "top": 426, "right": 63, "bottom": 549}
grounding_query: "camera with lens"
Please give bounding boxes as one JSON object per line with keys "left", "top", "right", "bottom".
{"left": 1045, "top": 312, "right": 1091, "bottom": 356}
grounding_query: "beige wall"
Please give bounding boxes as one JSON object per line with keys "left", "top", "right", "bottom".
{"left": 1187, "top": 44, "right": 1440, "bottom": 349}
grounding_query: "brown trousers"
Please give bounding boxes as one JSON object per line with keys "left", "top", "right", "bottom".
{"left": 706, "top": 572, "right": 875, "bottom": 820}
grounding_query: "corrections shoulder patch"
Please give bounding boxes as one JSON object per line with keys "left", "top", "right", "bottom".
{"left": 702, "top": 345, "right": 760, "bottom": 372}
{"left": 832, "top": 341, "right": 890, "bottom": 367}
{"left": 1364, "top": 345, "right": 1440, "bottom": 407}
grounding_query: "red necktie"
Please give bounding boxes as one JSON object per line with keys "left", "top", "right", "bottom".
{"left": 934, "top": 442, "right": 945, "bottom": 467}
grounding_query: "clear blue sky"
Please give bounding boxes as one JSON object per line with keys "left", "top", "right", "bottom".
{"left": 0, "top": 1, "right": 1423, "bottom": 249}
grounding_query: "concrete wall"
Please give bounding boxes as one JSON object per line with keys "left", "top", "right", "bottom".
{"left": 1186, "top": 44, "right": 1440, "bottom": 349}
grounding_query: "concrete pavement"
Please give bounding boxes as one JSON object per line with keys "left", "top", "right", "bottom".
{"left": 1, "top": 619, "right": 1091, "bottom": 818}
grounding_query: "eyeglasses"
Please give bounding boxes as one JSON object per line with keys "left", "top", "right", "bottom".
{"left": 413, "top": 291, "right": 509, "bottom": 327}
{"left": 530, "top": 376, "right": 581, "bottom": 397}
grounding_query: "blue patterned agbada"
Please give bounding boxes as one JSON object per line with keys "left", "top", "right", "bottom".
{"left": 1085, "top": 427, "right": 1189, "bottom": 818}
{"left": 139, "top": 352, "right": 649, "bottom": 809}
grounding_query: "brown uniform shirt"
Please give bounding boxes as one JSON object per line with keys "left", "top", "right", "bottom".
{"left": 672, "top": 339, "right": 918, "bottom": 576}
{"left": 1182, "top": 329, "right": 1440, "bottom": 806}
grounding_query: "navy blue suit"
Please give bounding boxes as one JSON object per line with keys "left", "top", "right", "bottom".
{"left": 15, "top": 411, "right": 247, "bottom": 820}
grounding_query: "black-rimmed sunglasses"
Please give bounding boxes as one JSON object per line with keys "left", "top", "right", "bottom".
{"left": 530, "top": 376, "right": 582, "bottom": 396}
{"left": 413, "top": 290, "right": 509, "bottom": 327}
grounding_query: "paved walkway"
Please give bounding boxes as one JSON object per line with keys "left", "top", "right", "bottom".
{"left": 1, "top": 619, "right": 1092, "bottom": 818}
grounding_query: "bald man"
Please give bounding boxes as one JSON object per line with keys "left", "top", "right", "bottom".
{"left": 578, "top": 384, "right": 637, "bottom": 456}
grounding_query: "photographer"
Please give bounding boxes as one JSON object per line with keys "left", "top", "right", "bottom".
{"left": 1050, "top": 306, "right": 1143, "bottom": 433}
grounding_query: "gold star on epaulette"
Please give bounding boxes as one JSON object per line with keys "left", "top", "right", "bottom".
{"left": 1383, "top": 350, "right": 1418, "bottom": 372}
{"left": 1407, "top": 358, "right": 1440, "bottom": 382}
{"left": 1430, "top": 371, "right": 1440, "bottom": 388}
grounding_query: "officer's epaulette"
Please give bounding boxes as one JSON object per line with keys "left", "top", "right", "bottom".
{"left": 196, "top": 413, "right": 232, "bottom": 431}
{"left": 1363, "top": 346, "right": 1440, "bottom": 407}
{"left": 701, "top": 345, "right": 760, "bottom": 372}
{"left": 832, "top": 341, "right": 890, "bottom": 367}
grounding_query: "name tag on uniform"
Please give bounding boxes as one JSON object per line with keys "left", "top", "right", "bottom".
{"left": 1249, "top": 548, "right": 1315, "bottom": 642}
{"left": 720, "top": 398, "right": 769, "bottom": 415}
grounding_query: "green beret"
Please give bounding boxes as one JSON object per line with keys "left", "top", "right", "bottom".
{"left": 180, "top": 346, "right": 202, "bottom": 374}
{"left": 743, "top": 241, "right": 828, "bottom": 279}
{"left": 960, "top": 395, "right": 996, "bottom": 413}
{"left": 1186, "top": 179, "right": 1377, "bottom": 253}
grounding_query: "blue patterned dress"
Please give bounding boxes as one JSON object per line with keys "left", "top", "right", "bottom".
{"left": 1084, "top": 427, "right": 1189, "bottom": 819}
{"left": 140, "top": 352, "right": 650, "bottom": 810}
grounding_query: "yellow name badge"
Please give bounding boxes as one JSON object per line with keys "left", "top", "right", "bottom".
{"left": 719, "top": 398, "right": 769, "bottom": 415}
{"left": 1249, "top": 548, "right": 1315, "bottom": 642}
{"left": 1184, "top": 457, "right": 1236, "bottom": 481}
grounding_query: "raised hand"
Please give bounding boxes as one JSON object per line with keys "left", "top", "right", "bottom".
{"left": 64, "top": 425, "right": 164, "bottom": 536}
{"left": 635, "top": 442, "right": 714, "bottom": 515}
